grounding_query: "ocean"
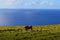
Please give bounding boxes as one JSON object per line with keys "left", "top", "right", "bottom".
{"left": 0, "top": 9, "right": 60, "bottom": 26}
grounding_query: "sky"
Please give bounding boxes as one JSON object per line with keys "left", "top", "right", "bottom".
{"left": 0, "top": 0, "right": 60, "bottom": 9}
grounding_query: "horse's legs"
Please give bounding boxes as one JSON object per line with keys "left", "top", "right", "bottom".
{"left": 31, "top": 28, "right": 32, "bottom": 30}
{"left": 25, "top": 28, "right": 28, "bottom": 31}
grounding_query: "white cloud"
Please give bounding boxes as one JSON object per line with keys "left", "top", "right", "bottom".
{"left": 40, "top": 0, "right": 54, "bottom": 7}
{"left": 5, "top": 0, "right": 17, "bottom": 6}
{"left": 21, "top": 0, "right": 54, "bottom": 7}
{"left": 0, "top": 0, "right": 55, "bottom": 8}
{"left": 24, "top": 3, "right": 31, "bottom": 6}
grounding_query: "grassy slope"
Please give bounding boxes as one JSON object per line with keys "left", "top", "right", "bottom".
{"left": 0, "top": 24, "right": 60, "bottom": 40}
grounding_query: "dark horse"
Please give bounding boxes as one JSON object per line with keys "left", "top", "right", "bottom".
{"left": 25, "top": 26, "right": 32, "bottom": 30}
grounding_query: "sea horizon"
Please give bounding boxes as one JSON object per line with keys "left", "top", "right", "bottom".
{"left": 0, "top": 9, "right": 60, "bottom": 26}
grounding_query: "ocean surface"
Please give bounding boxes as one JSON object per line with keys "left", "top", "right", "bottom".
{"left": 0, "top": 9, "right": 60, "bottom": 26}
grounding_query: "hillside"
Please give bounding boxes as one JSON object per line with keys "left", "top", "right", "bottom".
{"left": 0, "top": 24, "right": 60, "bottom": 40}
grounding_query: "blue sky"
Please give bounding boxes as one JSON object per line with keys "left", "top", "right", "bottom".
{"left": 0, "top": 0, "right": 60, "bottom": 9}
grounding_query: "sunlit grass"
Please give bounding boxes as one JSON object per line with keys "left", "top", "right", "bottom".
{"left": 0, "top": 24, "right": 60, "bottom": 40}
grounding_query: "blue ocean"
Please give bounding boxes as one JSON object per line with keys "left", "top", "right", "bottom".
{"left": 0, "top": 9, "right": 60, "bottom": 26}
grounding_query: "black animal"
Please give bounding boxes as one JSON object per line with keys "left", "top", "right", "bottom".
{"left": 25, "top": 26, "right": 32, "bottom": 30}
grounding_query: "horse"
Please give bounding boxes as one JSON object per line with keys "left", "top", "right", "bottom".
{"left": 24, "top": 26, "right": 32, "bottom": 30}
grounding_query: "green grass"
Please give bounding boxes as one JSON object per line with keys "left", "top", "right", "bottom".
{"left": 0, "top": 24, "right": 60, "bottom": 40}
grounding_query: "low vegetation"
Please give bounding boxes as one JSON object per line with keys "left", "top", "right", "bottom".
{"left": 0, "top": 24, "right": 60, "bottom": 40}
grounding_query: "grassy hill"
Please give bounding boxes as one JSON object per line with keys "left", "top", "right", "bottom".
{"left": 0, "top": 24, "right": 60, "bottom": 40}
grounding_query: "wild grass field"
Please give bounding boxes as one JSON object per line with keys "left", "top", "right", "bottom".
{"left": 0, "top": 24, "right": 60, "bottom": 40}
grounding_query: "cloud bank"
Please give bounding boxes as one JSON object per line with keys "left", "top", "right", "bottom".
{"left": 0, "top": 0, "right": 59, "bottom": 9}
